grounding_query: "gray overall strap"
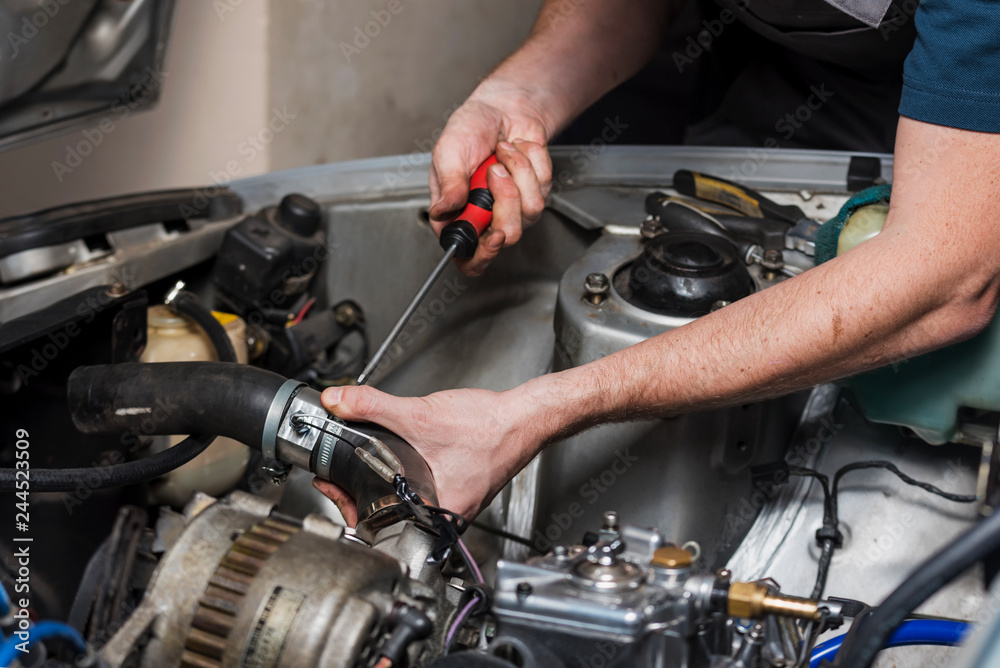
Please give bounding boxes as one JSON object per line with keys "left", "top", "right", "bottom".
{"left": 822, "top": 0, "right": 894, "bottom": 27}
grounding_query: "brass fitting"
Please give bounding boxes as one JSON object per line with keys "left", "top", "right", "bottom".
{"left": 727, "top": 581, "right": 821, "bottom": 621}
{"left": 651, "top": 546, "right": 692, "bottom": 569}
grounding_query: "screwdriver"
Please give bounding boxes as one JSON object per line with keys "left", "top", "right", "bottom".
{"left": 356, "top": 154, "right": 499, "bottom": 386}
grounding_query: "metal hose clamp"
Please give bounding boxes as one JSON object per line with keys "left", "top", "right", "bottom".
{"left": 262, "top": 379, "right": 305, "bottom": 466}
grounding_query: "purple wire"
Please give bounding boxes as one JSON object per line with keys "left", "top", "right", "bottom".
{"left": 457, "top": 537, "right": 484, "bottom": 583}
{"left": 445, "top": 538, "right": 484, "bottom": 651}
{"left": 445, "top": 595, "right": 479, "bottom": 649}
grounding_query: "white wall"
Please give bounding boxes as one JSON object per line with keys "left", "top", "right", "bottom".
{"left": 267, "top": 1, "right": 542, "bottom": 169}
{"left": 0, "top": 1, "right": 543, "bottom": 218}
{"left": 0, "top": 0, "right": 271, "bottom": 217}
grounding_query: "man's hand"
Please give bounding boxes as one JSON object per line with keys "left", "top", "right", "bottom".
{"left": 313, "top": 384, "right": 546, "bottom": 523}
{"left": 430, "top": 85, "right": 553, "bottom": 277}
{"left": 428, "top": 0, "right": 674, "bottom": 276}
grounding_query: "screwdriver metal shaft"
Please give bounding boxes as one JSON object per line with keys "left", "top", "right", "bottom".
{"left": 356, "top": 243, "right": 458, "bottom": 386}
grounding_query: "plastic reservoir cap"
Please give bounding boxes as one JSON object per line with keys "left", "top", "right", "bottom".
{"left": 277, "top": 193, "right": 322, "bottom": 237}
{"left": 652, "top": 546, "right": 692, "bottom": 569}
{"left": 211, "top": 310, "right": 239, "bottom": 325}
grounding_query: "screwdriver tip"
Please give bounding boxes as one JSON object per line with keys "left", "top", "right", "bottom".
{"left": 356, "top": 372, "right": 368, "bottom": 386}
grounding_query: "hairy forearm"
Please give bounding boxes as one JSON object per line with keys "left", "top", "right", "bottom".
{"left": 524, "top": 231, "right": 995, "bottom": 444}
{"left": 514, "top": 118, "right": 1000, "bottom": 446}
{"left": 478, "top": 0, "right": 675, "bottom": 136}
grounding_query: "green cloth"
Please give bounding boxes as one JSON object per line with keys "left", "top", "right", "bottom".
{"left": 814, "top": 183, "right": 892, "bottom": 265}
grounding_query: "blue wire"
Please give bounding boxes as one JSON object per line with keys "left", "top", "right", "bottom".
{"left": 810, "top": 619, "right": 971, "bottom": 668}
{"left": 0, "top": 621, "right": 87, "bottom": 667}
{"left": 0, "top": 584, "right": 10, "bottom": 619}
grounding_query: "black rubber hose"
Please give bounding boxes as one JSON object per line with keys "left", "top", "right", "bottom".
{"left": 0, "top": 433, "right": 216, "bottom": 493}
{"left": 67, "top": 362, "right": 287, "bottom": 447}
{"left": 170, "top": 291, "right": 237, "bottom": 363}
{"left": 832, "top": 509, "right": 1000, "bottom": 667}
{"left": 1, "top": 362, "right": 286, "bottom": 492}
{"left": 0, "top": 296, "right": 242, "bottom": 493}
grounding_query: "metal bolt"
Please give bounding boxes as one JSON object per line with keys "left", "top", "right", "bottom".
{"left": 553, "top": 545, "right": 569, "bottom": 557}
{"left": 716, "top": 568, "right": 732, "bottom": 582}
{"left": 761, "top": 249, "right": 784, "bottom": 270}
{"left": 163, "top": 280, "right": 185, "bottom": 305}
{"left": 262, "top": 462, "right": 291, "bottom": 486}
{"left": 516, "top": 582, "right": 533, "bottom": 599}
{"left": 640, "top": 216, "right": 662, "bottom": 239}
{"left": 602, "top": 510, "right": 620, "bottom": 531}
{"left": 106, "top": 282, "right": 129, "bottom": 298}
{"left": 335, "top": 303, "right": 358, "bottom": 327}
{"left": 711, "top": 300, "right": 730, "bottom": 312}
{"left": 584, "top": 272, "right": 610, "bottom": 305}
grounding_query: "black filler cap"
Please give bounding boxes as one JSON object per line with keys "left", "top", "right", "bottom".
{"left": 276, "top": 193, "right": 321, "bottom": 237}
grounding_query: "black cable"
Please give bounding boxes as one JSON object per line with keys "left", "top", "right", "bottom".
{"left": 170, "top": 291, "right": 237, "bottom": 363}
{"left": 811, "top": 539, "right": 835, "bottom": 600}
{"left": 0, "top": 292, "right": 236, "bottom": 494}
{"left": 471, "top": 520, "right": 535, "bottom": 549}
{"left": 831, "top": 460, "right": 976, "bottom": 521}
{"left": 392, "top": 473, "right": 470, "bottom": 568}
{"left": 832, "top": 508, "right": 1000, "bottom": 668}
{"left": 789, "top": 461, "right": 976, "bottom": 600}
{"left": 790, "top": 467, "right": 838, "bottom": 599}
{"left": 0, "top": 433, "right": 216, "bottom": 493}
{"left": 790, "top": 468, "right": 833, "bottom": 521}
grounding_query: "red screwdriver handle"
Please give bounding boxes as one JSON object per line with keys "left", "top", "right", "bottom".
{"left": 439, "top": 154, "right": 498, "bottom": 258}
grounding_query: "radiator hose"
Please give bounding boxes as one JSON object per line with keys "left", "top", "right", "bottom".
{"left": 0, "top": 291, "right": 236, "bottom": 495}
{"left": 65, "top": 362, "right": 436, "bottom": 535}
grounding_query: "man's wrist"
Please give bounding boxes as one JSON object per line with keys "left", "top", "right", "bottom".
{"left": 468, "top": 72, "right": 569, "bottom": 141}
{"left": 505, "top": 365, "right": 616, "bottom": 451}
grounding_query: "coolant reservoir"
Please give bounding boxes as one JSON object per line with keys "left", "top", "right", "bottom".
{"left": 837, "top": 203, "right": 888, "bottom": 256}
{"left": 832, "top": 203, "right": 1000, "bottom": 444}
{"left": 141, "top": 305, "right": 251, "bottom": 505}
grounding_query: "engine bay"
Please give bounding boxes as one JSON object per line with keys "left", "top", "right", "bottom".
{"left": 1, "top": 146, "right": 996, "bottom": 668}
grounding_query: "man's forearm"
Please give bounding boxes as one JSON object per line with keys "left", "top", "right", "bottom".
{"left": 515, "top": 118, "right": 1000, "bottom": 445}
{"left": 482, "top": 0, "right": 675, "bottom": 137}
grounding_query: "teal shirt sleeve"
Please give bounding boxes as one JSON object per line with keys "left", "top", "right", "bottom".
{"left": 899, "top": 0, "right": 1000, "bottom": 133}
